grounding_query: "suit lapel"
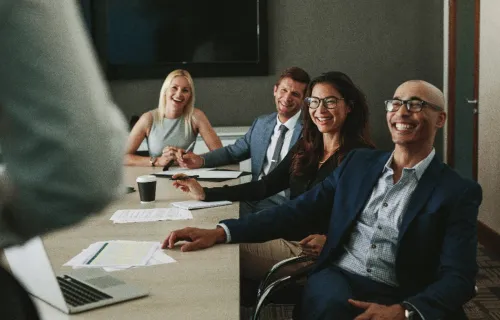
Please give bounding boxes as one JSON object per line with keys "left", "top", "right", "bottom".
{"left": 255, "top": 117, "right": 276, "bottom": 175}
{"left": 397, "top": 157, "right": 443, "bottom": 242}
{"left": 352, "top": 153, "right": 390, "bottom": 216}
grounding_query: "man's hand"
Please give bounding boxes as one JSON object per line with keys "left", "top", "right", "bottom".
{"left": 349, "top": 300, "right": 405, "bottom": 320}
{"left": 161, "top": 227, "right": 227, "bottom": 252}
{"left": 171, "top": 174, "right": 206, "bottom": 200}
{"left": 177, "top": 152, "right": 204, "bottom": 169}
{"left": 299, "top": 234, "right": 327, "bottom": 257}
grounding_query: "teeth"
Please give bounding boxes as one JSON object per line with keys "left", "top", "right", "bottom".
{"left": 317, "top": 117, "right": 331, "bottom": 121}
{"left": 173, "top": 98, "right": 183, "bottom": 102}
{"left": 395, "top": 123, "right": 414, "bottom": 130}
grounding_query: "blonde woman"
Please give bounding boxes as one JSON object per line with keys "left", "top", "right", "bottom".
{"left": 125, "top": 70, "right": 222, "bottom": 167}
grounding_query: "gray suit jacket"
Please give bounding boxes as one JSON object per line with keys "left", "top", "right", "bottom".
{"left": 203, "top": 112, "right": 302, "bottom": 181}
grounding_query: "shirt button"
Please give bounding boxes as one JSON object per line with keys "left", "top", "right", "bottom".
{"left": 367, "top": 268, "right": 372, "bottom": 273}
{"left": 377, "top": 225, "right": 382, "bottom": 230}
{"left": 383, "top": 203, "right": 388, "bottom": 207}
{"left": 371, "top": 244, "right": 376, "bottom": 249}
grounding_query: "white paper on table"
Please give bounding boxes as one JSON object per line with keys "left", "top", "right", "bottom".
{"left": 64, "top": 240, "right": 158, "bottom": 268}
{"left": 171, "top": 200, "right": 232, "bottom": 210}
{"left": 64, "top": 241, "right": 108, "bottom": 267}
{"left": 155, "top": 168, "right": 215, "bottom": 175}
{"left": 110, "top": 208, "right": 193, "bottom": 223}
{"left": 189, "top": 171, "right": 242, "bottom": 179}
{"left": 103, "top": 249, "right": 177, "bottom": 272}
{"left": 65, "top": 242, "right": 176, "bottom": 271}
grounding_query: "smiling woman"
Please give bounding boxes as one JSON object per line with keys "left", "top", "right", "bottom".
{"left": 169, "top": 71, "right": 376, "bottom": 289}
{"left": 124, "top": 69, "right": 222, "bottom": 167}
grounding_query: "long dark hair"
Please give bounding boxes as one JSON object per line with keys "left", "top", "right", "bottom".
{"left": 291, "top": 71, "right": 374, "bottom": 176}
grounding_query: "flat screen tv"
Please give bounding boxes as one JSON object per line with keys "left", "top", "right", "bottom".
{"left": 79, "top": 0, "right": 268, "bottom": 79}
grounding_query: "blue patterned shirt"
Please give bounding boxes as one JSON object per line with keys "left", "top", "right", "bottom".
{"left": 335, "top": 149, "right": 436, "bottom": 286}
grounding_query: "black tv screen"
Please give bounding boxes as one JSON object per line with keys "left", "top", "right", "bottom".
{"left": 79, "top": 0, "right": 268, "bottom": 79}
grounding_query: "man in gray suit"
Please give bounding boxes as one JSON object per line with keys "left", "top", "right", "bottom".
{"left": 178, "top": 67, "right": 310, "bottom": 214}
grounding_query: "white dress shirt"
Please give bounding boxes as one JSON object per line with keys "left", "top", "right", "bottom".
{"left": 260, "top": 110, "right": 301, "bottom": 178}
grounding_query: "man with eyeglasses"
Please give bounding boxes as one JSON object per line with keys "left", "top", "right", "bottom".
{"left": 163, "top": 80, "right": 481, "bottom": 320}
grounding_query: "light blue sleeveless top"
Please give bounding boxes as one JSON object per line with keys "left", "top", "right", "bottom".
{"left": 147, "top": 113, "right": 197, "bottom": 157}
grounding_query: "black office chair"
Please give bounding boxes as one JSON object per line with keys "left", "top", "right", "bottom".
{"left": 252, "top": 255, "right": 317, "bottom": 320}
{"left": 252, "top": 256, "right": 480, "bottom": 320}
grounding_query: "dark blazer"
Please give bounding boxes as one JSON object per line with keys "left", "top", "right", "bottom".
{"left": 202, "top": 112, "right": 302, "bottom": 181}
{"left": 222, "top": 149, "right": 482, "bottom": 319}
{"left": 204, "top": 140, "right": 373, "bottom": 203}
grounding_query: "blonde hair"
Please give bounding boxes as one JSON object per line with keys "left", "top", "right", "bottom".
{"left": 156, "top": 69, "right": 195, "bottom": 136}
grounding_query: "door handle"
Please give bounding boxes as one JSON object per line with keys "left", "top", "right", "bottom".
{"left": 465, "top": 98, "right": 478, "bottom": 104}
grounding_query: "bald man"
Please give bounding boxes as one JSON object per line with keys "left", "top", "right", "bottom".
{"left": 163, "top": 81, "right": 481, "bottom": 320}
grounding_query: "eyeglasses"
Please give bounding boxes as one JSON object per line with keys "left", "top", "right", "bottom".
{"left": 384, "top": 99, "right": 443, "bottom": 113}
{"left": 305, "top": 96, "right": 344, "bottom": 109}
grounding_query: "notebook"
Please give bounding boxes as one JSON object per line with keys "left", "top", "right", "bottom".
{"left": 4, "top": 237, "right": 148, "bottom": 314}
{"left": 171, "top": 200, "right": 232, "bottom": 210}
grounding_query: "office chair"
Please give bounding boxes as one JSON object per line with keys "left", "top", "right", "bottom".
{"left": 252, "top": 256, "right": 480, "bottom": 320}
{"left": 252, "top": 255, "right": 317, "bottom": 320}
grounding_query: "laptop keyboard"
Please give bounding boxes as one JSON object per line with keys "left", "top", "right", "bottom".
{"left": 57, "top": 275, "right": 113, "bottom": 307}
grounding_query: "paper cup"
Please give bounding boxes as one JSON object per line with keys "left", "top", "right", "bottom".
{"left": 136, "top": 175, "right": 157, "bottom": 203}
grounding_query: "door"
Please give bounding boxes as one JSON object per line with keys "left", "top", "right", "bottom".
{"left": 446, "top": 0, "right": 480, "bottom": 180}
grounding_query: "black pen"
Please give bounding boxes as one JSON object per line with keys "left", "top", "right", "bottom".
{"left": 170, "top": 175, "right": 199, "bottom": 181}
{"left": 86, "top": 242, "right": 109, "bottom": 265}
{"left": 162, "top": 159, "right": 175, "bottom": 171}
{"left": 163, "top": 150, "right": 188, "bottom": 171}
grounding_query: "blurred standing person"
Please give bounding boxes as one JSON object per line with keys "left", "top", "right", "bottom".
{"left": 0, "top": 1, "right": 127, "bottom": 319}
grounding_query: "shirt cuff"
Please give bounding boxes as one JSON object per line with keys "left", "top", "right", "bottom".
{"left": 217, "top": 223, "right": 231, "bottom": 243}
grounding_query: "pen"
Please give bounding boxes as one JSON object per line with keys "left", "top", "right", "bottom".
{"left": 170, "top": 175, "right": 199, "bottom": 181}
{"left": 163, "top": 159, "right": 175, "bottom": 171}
{"left": 86, "top": 242, "right": 109, "bottom": 265}
{"left": 163, "top": 150, "right": 188, "bottom": 171}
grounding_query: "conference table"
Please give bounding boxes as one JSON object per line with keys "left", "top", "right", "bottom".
{"left": 34, "top": 166, "right": 241, "bottom": 320}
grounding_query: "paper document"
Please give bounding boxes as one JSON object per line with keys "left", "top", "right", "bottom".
{"left": 171, "top": 200, "right": 232, "bottom": 210}
{"left": 84, "top": 241, "right": 158, "bottom": 267}
{"left": 110, "top": 208, "right": 193, "bottom": 223}
{"left": 158, "top": 168, "right": 215, "bottom": 175}
{"left": 64, "top": 241, "right": 176, "bottom": 271}
{"left": 155, "top": 168, "right": 242, "bottom": 179}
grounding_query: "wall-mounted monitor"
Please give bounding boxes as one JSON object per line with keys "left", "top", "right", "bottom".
{"left": 79, "top": 0, "right": 268, "bottom": 79}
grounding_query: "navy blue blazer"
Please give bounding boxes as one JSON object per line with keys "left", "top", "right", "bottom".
{"left": 222, "top": 149, "right": 482, "bottom": 319}
{"left": 202, "top": 112, "right": 302, "bottom": 181}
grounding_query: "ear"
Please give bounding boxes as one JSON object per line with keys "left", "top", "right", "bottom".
{"left": 273, "top": 85, "right": 278, "bottom": 96}
{"left": 435, "top": 111, "right": 446, "bottom": 128}
{"left": 346, "top": 101, "right": 353, "bottom": 113}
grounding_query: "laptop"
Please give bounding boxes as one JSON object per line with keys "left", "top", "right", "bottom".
{"left": 4, "top": 237, "right": 149, "bottom": 314}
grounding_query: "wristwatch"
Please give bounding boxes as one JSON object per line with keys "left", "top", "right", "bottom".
{"left": 401, "top": 303, "right": 415, "bottom": 319}
{"left": 149, "top": 156, "right": 157, "bottom": 167}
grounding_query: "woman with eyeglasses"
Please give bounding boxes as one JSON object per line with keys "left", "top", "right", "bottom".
{"left": 172, "top": 71, "right": 374, "bottom": 282}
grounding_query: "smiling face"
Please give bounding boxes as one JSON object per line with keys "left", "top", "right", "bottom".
{"left": 273, "top": 77, "right": 307, "bottom": 122}
{"left": 387, "top": 81, "right": 446, "bottom": 149}
{"left": 308, "top": 82, "right": 351, "bottom": 135}
{"left": 165, "top": 76, "right": 192, "bottom": 112}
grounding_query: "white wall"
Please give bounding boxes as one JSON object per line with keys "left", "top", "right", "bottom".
{"left": 477, "top": 1, "right": 500, "bottom": 234}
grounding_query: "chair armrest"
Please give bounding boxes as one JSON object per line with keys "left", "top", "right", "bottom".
{"left": 257, "top": 255, "right": 316, "bottom": 300}
{"left": 252, "top": 276, "right": 292, "bottom": 320}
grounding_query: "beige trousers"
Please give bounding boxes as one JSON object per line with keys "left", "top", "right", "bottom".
{"left": 240, "top": 239, "right": 311, "bottom": 282}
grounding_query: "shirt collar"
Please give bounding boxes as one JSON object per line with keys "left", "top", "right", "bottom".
{"left": 383, "top": 148, "right": 436, "bottom": 180}
{"left": 276, "top": 110, "right": 301, "bottom": 132}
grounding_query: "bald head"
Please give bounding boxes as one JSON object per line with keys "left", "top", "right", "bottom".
{"left": 394, "top": 80, "right": 445, "bottom": 108}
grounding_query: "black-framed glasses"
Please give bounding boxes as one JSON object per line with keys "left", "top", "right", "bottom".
{"left": 384, "top": 99, "right": 443, "bottom": 113}
{"left": 305, "top": 96, "right": 344, "bottom": 109}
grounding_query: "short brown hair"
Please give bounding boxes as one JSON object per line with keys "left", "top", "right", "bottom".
{"left": 275, "top": 67, "right": 310, "bottom": 95}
